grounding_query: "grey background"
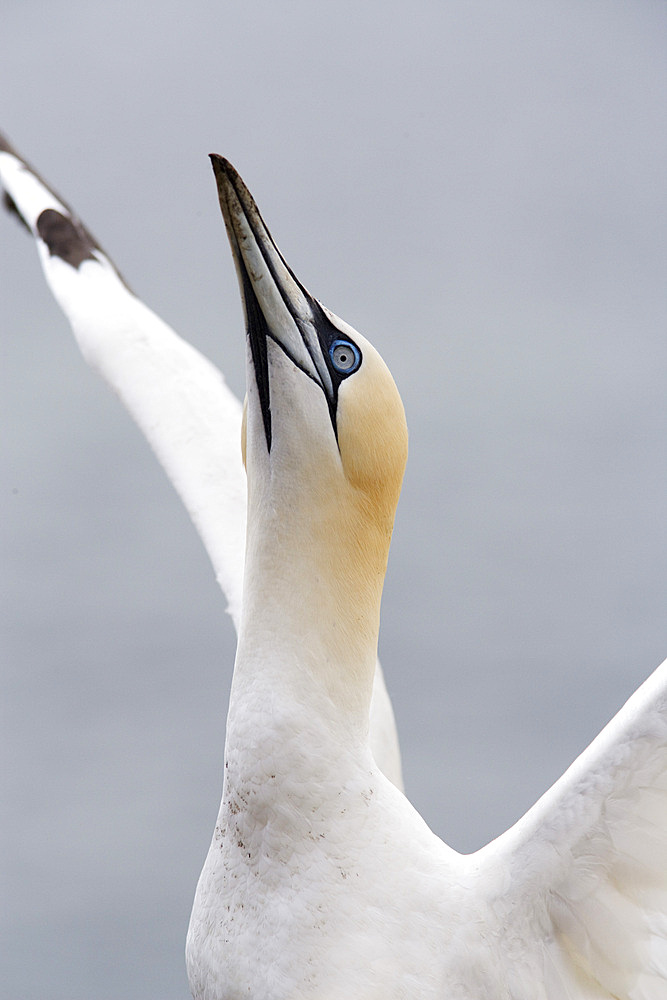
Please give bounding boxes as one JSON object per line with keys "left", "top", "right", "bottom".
{"left": 1, "top": 2, "right": 665, "bottom": 997}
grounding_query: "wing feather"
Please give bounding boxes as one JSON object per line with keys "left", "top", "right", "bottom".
{"left": 488, "top": 658, "right": 667, "bottom": 997}
{"left": 0, "top": 132, "right": 246, "bottom": 622}
{"left": 0, "top": 132, "right": 403, "bottom": 788}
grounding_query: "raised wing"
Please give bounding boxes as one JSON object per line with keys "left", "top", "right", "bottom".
{"left": 488, "top": 657, "right": 667, "bottom": 998}
{"left": 0, "top": 131, "right": 246, "bottom": 623}
{"left": 0, "top": 132, "right": 403, "bottom": 788}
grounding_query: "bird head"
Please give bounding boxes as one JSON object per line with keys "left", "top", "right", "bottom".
{"left": 211, "top": 157, "right": 407, "bottom": 664}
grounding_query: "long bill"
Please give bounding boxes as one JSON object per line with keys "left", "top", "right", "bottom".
{"left": 210, "top": 155, "right": 354, "bottom": 448}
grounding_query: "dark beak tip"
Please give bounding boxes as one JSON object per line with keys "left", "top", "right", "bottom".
{"left": 209, "top": 154, "right": 238, "bottom": 181}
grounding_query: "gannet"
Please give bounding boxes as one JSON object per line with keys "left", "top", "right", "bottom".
{"left": 0, "top": 131, "right": 403, "bottom": 790}
{"left": 185, "top": 156, "right": 666, "bottom": 999}
{"left": 2, "top": 134, "right": 666, "bottom": 997}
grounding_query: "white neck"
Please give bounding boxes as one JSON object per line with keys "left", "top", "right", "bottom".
{"left": 221, "top": 347, "right": 404, "bottom": 827}
{"left": 231, "top": 480, "right": 386, "bottom": 747}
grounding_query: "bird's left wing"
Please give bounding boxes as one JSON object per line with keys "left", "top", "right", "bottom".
{"left": 485, "top": 657, "right": 667, "bottom": 998}
{"left": 0, "top": 131, "right": 246, "bottom": 623}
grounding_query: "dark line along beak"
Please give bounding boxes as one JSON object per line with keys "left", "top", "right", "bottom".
{"left": 210, "top": 155, "right": 350, "bottom": 451}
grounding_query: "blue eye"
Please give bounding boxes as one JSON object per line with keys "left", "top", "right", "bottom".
{"left": 329, "top": 339, "right": 361, "bottom": 375}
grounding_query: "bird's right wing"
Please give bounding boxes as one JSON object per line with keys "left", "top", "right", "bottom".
{"left": 1, "top": 131, "right": 247, "bottom": 623}
{"left": 486, "top": 657, "right": 667, "bottom": 998}
{"left": 0, "top": 132, "right": 403, "bottom": 789}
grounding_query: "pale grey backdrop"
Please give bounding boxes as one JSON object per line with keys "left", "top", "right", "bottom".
{"left": 1, "top": 2, "right": 665, "bottom": 997}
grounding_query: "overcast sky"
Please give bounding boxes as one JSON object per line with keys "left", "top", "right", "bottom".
{"left": 2, "top": 2, "right": 666, "bottom": 997}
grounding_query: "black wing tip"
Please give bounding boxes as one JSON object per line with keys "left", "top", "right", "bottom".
{"left": 0, "top": 130, "right": 134, "bottom": 289}
{"left": 36, "top": 208, "right": 98, "bottom": 268}
{"left": 2, "top": 190, "right": 30, "bottom": 232}
{"left": 0, "top": 132, "right": 30, "bottom": 230}
{"left": 0, "top": 130, "right": 102, "bottom": 265}
{"left": 0, "top": 131, "right": 18, "bottom": 155}
{"left": 34, "top": 206, "right": 133, "bottom": 290}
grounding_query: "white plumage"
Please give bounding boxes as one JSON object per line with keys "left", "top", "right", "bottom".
{"left": 1, "top": 133, "right": 665, "bottom": 999}
{"left": 0, "top": 133, "right": 402, "bottom": 791}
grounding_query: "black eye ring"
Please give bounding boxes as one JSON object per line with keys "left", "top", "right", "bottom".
{"left": 329, "top": 339, "right": 361, "bottom": 375}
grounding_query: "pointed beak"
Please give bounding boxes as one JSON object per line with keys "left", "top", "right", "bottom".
{"left": 210, "top": 155, "right": 346, "bottom": 450}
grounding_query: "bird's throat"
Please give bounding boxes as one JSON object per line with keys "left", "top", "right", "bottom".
{"left": 233, "top": 484, "right": 390, "bottom": 738}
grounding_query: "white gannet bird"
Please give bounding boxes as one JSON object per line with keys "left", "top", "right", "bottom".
{"left": 2, "top": 135, "right": 666, "bottom": 998}
{"left": 0, "top": 132, "right": 403, "bottom": 790}
{"left": 186, "top": 156, "right": 666, "bottom": 999}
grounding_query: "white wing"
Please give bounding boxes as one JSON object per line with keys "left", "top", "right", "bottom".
{"left": 486, "top": 657, "right": 667, "bottom": 998}
{"left": 0, "top": 132, "right": 403, "bottom": 787}
{"left": 0, "top": 132, "right": 246, "bottom": 623}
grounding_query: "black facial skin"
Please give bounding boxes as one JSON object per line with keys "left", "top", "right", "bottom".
{"left": 216, "top": 160, "right": 362, "bottom": 452}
